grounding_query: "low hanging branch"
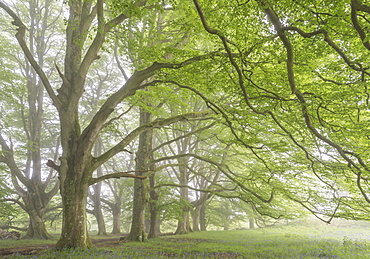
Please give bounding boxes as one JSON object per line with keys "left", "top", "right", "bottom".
{"left": 152, "top": 153, "right": 274, "bottom": 203}
{"left": 88, "top": 171, "right": 146, "bottom": 186}
{"left": 258, "top": 0, "right": 370, "bottom": 203}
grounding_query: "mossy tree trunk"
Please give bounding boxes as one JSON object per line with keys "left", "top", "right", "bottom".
{"left": 56, "top": 167, "right": 92, "bottom": 248}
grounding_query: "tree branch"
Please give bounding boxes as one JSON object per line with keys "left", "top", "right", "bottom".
{"left": 0, "top": 1, "right": 61, "bottom": 109}
{"left": 2, "top": 198, "right": 26, "bottom": 211}
{"left": 92, "top": 110, "right": 212, "bottom": 171}
{"left": 89, "top": 171, "right": 146, "bottom": 185}
{"left": 153, "top": 153, "right": 274, "bottom": 203}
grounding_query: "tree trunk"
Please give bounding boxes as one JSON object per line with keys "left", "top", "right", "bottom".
{"left": 249, "top": 218, "right": 255, "bottom": 229}
{"left": 20, "top": 182, "right": 53, "bottom": 240}
{"left": 200, "top": 203, "right": 207, "bottom": 231}
{"left": 176, "top": 210, "right": 192, "bottom": 234}
{"left": 127, "top": 108, "right": 152, "bottom": 241}
{"left": 56, "top": 175, "right": 92, "bottom": 248}
{"left": 192, "top": 206, "right": 200, "bottom": 232}
{"left": 148, "top": 170, "right": 159, "bottom": 238}
{"left": 111, "top": 202, "right": 122, "bottom": 234}
{"left": 23, "top": 211, "right": 51, "bottom": 239}
{"left": 175, "top": 159, "right": 192, "bottom": 234}
{"left": 94, "top": 199, "right": 107, "bottom": 236}
{"left": 90, "top": 139, "right": 107, "bottom": 236}
{"left": 128, "top": 178, "right": 147, "bottom": 241}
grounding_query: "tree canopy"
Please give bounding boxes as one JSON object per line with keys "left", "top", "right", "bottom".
{"left": 1, "top": 0, "right": 370, "bottom": 249}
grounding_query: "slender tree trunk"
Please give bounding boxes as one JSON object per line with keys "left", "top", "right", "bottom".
{"left": 90, "top": 139, "right": 107, "bottom": 236}
{"left": 192, "top": 206, "right": 201, "bottom": 232}
{"left": 148, "top": 168, "right": 159, "bottom": 238}
{"left": 175, "top": 160, "right": 192, "bottom": 234}
{"left": 94, "top": 196, "right": 107, "bottom": 236}
{"left": 111, "top": 202, "right": 122, "bottom": 234}
{"left": 128, "top": 177, "right": 147, "bottom": 241}
{"left": 200, "top": 203, "right": 207, "bottom": 231}
{"left": 127, "top": 108, "right": 152, "bottom": 241}
{"left": 249, "top": 218, "right": 255, "bottom": 229}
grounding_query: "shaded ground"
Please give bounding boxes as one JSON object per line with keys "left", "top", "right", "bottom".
{"left": 0, "top": 236, "right": 123, "bottom": 257}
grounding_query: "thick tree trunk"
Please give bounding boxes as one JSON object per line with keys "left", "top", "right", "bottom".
{"left": 23, "top": 211, "right": 51, "bottom": 239}
{"left": 176, "top": 210, "right": 192, "bottom": 234}
{"left": 56, "top": 176, "right": 92, "bottom": 248}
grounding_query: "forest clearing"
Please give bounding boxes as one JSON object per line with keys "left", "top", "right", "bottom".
{"left": 1, "top": 219, "right": 370, "bottom": 258}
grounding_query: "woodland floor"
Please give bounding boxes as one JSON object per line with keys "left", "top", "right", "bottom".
{"left": 0, "top": 236, "right": 125, "bottom": 257}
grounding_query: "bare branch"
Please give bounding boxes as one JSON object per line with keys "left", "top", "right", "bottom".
{"left": 0, "top": 1, "right": 61, "bottom": 108}
{"left": 89, "top": 171, "right": 146, "bottom": 185}
{"left": 93, "top": 110, "right": 212, "bottom": 171}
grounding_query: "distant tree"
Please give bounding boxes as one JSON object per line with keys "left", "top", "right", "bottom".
{"left": 0, "top": 0, "right": 61, "bottom": 239}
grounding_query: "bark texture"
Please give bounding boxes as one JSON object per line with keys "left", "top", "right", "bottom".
{"left": 127, "top": 108, "right": 153, "bottom": 241}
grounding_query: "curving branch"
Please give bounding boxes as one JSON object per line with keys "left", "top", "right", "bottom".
{"left": 92, "top": 110, "right": 212, "bottom": 171}
{"left": 350, "top": 0, "right": 370, "bottom": 51}
{"left": 0, "top": 1, "right": 61, "bottom": 109}
{"left": 0, "top": 133, "right": 29, "bottom": 190}
{"left": 258, "top": 0, "right": 370, "bottom": 202}
{"left": 152, "top": 153, "right": 274, "bottom": 203}
{"left": 2, "top": 198, "right": 26, "bottom": 211}
{"left": 78, "top": 54, "right": 218, "bottom": 165}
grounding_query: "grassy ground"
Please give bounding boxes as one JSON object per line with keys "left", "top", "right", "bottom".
{"left": 2, "top": 219, "right": 370, "bottom": 258}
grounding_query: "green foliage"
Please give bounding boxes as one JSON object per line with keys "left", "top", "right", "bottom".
{"left": 0, "top": 176, "right": 18, "bottom": 220}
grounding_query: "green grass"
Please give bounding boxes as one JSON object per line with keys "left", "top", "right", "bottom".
{"left": 2, "top": 220, "right": 370, "bottom": 258}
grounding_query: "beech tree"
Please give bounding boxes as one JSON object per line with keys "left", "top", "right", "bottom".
{"left": 2, "top": 0, "right": 370, "bottom": 249}
{"left": 0, "top": 0, "right": 61, "bottom": 239}
{"left": 189, "top": 0, "right": 370, "bottom": 220}
{"left": 0, "top": 0, "right": 214, "bottom": 248}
